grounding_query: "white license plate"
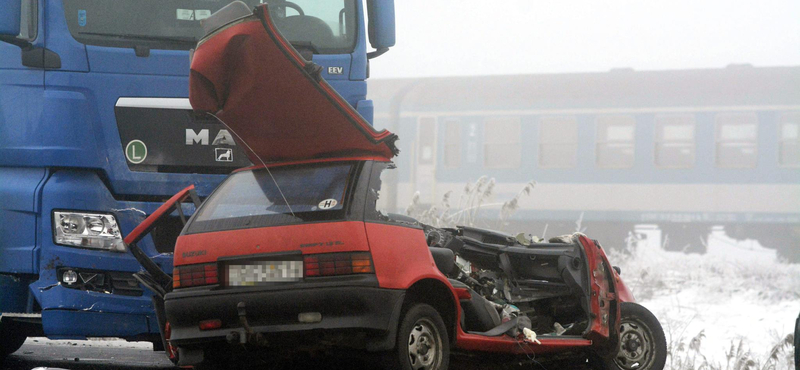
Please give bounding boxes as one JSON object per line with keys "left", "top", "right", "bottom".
{"left": 227, "top": 261, "right": 303, "bottom": 286}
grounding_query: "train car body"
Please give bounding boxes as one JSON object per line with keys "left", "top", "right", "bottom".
{"left": 370, "top": 66, "right": 800, "bottom": 259}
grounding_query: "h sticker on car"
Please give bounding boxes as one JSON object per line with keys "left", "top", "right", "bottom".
{"left": 318, "top": 199, "right": 338, "bottom": 209}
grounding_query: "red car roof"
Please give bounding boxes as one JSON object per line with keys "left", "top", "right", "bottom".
{"left": 189, "top": 5, "right": 398, "bottom": 164}
{"left": 232, "top": 155, "right": 391, "bottom": 173}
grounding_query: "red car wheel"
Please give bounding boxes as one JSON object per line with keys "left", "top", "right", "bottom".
{"left": 794, "top": 312, "right": 799, "bottom": 370}
{"left": 392, "top": 304, "right": 450, "bottom": 370}
{"left": 604, "top": 303, "right": 667, "bottom": 370}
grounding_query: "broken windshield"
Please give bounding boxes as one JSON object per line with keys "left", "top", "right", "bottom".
{"left": 62, "top": 0, "right": 358, "bottom": 53}
{"left": 187, "top": 162, "right": 355, "bottom": 233}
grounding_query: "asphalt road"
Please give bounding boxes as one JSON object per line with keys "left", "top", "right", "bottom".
{"left": 4, "top": 341, "right": 390, "bottom": 370}
{"left": 3, "top": 339, "right": 173, "bottom": 370}
{"left": 3, "top": 338, "right": 576, "bottom": 370}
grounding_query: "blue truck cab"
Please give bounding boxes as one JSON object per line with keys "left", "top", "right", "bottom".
{"left": 0, "top": 0, "right": 395, "bottom": 355}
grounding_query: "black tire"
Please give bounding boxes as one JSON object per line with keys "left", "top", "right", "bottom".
{"left": 793, "top": 312, "right": 799, "bottom": 370}
{"left": 603, "top": 302, "right": 667, "bottom": 370}
{"left": 0, "top": 320, "right": 27, "bottom": 362}
{"left": 151, "top": 339, "right": 165, "bottom": 352}
{"left": 193, "top": 359, "right": 229, "bottom": 370}
{"left": 390, "top": 303, "right": 450, "bottom": 370}
{"left": 192, "top": 344, "right": 241, "bottom": 370}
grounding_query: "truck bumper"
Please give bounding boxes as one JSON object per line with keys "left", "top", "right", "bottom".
{"left": 30, "top": 257, "right": 169, "bottom": 339}
{"left": 42, "top": 309, "right": 154, "bottom": 339}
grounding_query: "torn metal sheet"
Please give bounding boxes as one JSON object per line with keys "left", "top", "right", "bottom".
{"left": 38, "top": 282, "right": 60, "bottom": 292}
{"left": 189, "top": 4, "right": 398, "bottom": 163}
{"left": 110, "top": 207, "right": 147, "bottom": 217}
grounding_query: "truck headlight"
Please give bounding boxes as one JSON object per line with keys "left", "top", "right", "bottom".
{"left": 54, "top": 211, "right": 125, "bottom": 252}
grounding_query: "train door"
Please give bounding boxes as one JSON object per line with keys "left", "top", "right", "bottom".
{"left": 415, "top": 116, "right": 437, "bottom": 204}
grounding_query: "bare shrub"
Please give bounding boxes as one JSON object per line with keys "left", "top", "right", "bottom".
{"left": 406, "top": 177, "right": 535, "bottom": 229}
{"left": 605, "top": 247, "right": 800, "bottom": 303}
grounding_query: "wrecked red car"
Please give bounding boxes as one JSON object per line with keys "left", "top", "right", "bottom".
{"left": 125, "top": 4, "right": 667, "bottom": 370}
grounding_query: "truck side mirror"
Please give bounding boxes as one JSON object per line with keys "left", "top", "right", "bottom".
{"left": 0, "top": 0, "right": 22, "bottom": 37}
{"left": 366, "top": 0, "right": 395, "bottom": 51}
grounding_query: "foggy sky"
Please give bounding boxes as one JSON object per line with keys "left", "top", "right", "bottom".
{"left": 369, "top": 0, "right": 800, "bottom": 79}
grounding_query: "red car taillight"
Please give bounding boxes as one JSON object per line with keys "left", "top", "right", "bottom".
{"left": 198, "top": 319, "right": 222, "bottom": 331}
{"left": 304, "top": 252, "right": 374, "bottom": 277}
{"left": 173, "top": 263, "right": 218, "bottom": 288}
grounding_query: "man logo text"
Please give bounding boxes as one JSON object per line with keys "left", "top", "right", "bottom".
{"left": 186, "top": 129, "right": 236, "bottom": 146}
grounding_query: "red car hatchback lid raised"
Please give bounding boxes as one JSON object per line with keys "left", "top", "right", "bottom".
{"left": 189, "top": 4, "right": 398, "bottom": 163}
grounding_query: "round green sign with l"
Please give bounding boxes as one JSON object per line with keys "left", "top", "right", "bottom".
{"left": 125, "top": 140, "right": 147, "bottom": 164}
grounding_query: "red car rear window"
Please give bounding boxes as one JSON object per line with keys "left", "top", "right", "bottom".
{"left": 187, "top": 163, "right": 354, "bottom": 233}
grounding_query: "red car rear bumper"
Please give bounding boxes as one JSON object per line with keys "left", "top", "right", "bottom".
{"left": 164, "top": 275, "right": 404, "bottom": 352}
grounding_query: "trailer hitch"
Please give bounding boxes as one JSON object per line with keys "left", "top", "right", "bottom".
{"left": 230, "top": 302, "right": 266, "bottom": 346}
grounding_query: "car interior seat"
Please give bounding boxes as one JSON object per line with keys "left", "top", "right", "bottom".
{"left": 429, "top": 247, "right": 504, "bottom": 333}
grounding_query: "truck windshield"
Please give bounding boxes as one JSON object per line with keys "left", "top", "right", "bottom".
{"left": 188, "top": 163, "right": 355, "bottom": 233}
{"left": 62, "top": 0, "right": 358, "bottom": 54}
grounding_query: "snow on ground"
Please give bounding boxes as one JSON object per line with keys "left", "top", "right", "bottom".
{"left": 23, "top": 337, "right": 152, "bottom": 349}
{"left": 20, "top": 226, "right": 799, "bottom": 370}
{"left": 612, "top": 226, "right": 799, "bottom": 370}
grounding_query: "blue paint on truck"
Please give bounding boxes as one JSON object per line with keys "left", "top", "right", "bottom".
{"left": 0, "top": 0, "right": 395, "bottom": 344}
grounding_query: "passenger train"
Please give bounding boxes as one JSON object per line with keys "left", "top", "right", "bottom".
{"left": 368, "top": 65, "right": 800, "bottom": 261}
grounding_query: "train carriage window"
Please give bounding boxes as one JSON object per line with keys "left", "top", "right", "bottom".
{"left": 779, "top": 113, "right": 800, "bottom": 167}
{"left": 539, "top": 116, "right": 577, "bottom": 168}
{"left": 417, "top": 117, "right": 437, "bottom": 165}
{"left": 484, "top": 117, "right": 521, "bottom": 168}
{"left": 715, "top": 113, "right": 758, "bottom": 168}
{"left": 655, "top": 115, "right": 696, "bottom": 168}
{"left": 415, "top": 117, "right": 438, "bottom": 204}
{"left": 443, "top": 119, "right": 461, "bottom": 168}
{"left": 596, "top": 115, "right": 636, "bottom": 168}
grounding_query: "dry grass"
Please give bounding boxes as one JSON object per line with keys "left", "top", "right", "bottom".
{"left": 406, "top": 177, "right": 536, "bottom": 229}
{"left": 606, "top": 246, "right": 800, "bottom": 303}
{"left": 609, "top": 246, "right": 799, "bottom": 370}
{"left": 665, "top": 329, "right": 794, "bottom": 370}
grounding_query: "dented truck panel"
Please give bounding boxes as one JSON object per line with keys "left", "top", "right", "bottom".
{"left": 29, "top": 170, "right": 175, "bottom": 339}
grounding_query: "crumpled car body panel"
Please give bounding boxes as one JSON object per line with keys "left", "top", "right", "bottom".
{"left": 127, "top": 159, "right": 656, "bottom": 367}
{"left": 123, "top": 4, "right": 666, "bottom": 367}
{"left": 189, "top": 5, "right": 397, "bottom": 163}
